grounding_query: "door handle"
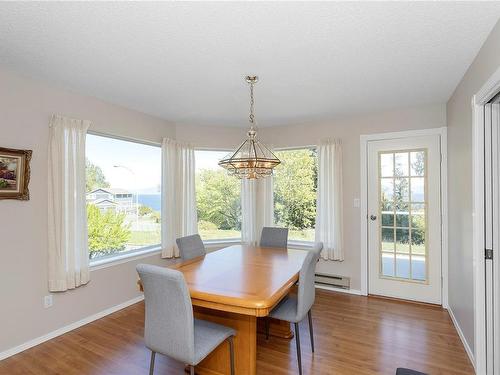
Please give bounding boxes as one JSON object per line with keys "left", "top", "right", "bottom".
{"left": 370, "top": 215, "right": 377, "bottom": 221}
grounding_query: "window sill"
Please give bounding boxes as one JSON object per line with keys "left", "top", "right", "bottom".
{"left": 88, "top": 239, "right": 311, "bottom": 272}
{"left": 288, "top": 240, "right": 315, "bottom": 250}
{"left": 89, "top": 245, "right": 162, "bottom": 271}
{"left": 203, "top": 238, "right": 242, "bottom": 250}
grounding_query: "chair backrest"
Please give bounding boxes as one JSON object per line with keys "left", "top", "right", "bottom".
{"left": 176, "top": 234, "right": 206, "bottom": 260}
{"left": 296, "top": 249, "right": 321, "bottom": 321}
{"left": 259, "top": 227, "right": 289, "bottom": 248}
{"left": 312, "top": 242, "right": 323, "bottom": 256}
{"left": 136, "top": 264, "right": 195, "bottom": 364}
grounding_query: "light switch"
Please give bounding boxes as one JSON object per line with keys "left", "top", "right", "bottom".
{"left": 353, "top": 198, "right": 360, "bottom": 208}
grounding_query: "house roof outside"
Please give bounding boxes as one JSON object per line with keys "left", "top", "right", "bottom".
{"left": 93, "top": 199, "right": 117, "bottom": 206}
{"left": 87, "top": 187, "right": 131, "bottom": 196}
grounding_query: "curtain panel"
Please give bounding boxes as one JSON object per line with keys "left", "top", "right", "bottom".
{"left": 241, "top": 177, "right": 274, "bottom": 245}
{"left": 48, "top": 115, "right": 91, "bottom": 292}
{"left": 315, "top": 139, "right": 343, "bottom": 260}
{"left": 161, "top": 138, "right": 198, "bottom": 258}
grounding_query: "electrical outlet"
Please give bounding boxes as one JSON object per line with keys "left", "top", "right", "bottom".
{"left": 44, "top": 294, "right": 53, "bottom": 308}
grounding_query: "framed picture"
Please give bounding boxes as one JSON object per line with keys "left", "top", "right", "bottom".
{"left": 0, "top": 147, "right": 32, "bottom": 200}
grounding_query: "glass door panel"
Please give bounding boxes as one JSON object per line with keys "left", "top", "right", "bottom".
{"left": 378, "top": 150, "right": 428, "bottom": 282}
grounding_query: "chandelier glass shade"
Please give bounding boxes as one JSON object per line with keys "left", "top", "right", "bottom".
{"left": 218, "top": 76, "right": 280, "bottom": 179}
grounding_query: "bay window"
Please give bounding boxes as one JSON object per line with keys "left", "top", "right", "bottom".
{"left": 195, "top": 150, "right": 242, "bottom": 241}
{"left": 86, "top": 133, "right": 162, "bottom": 260}
{"left": 273, "top": 148, "right": 318, "bottom": 242}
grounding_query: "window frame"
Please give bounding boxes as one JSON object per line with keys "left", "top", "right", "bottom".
{"left": 86, "top": 131, "right": 163, "bottom": 268}
{"left": 273, "top": 145, "right": 318, "bottom": 246}
{"left": 194, "top": 147, "right": 243, "bottom": 243}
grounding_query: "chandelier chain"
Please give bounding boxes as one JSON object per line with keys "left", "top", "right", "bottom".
{"left": 217, "top": 75, "right": 280, "bottom": 179}
{"left": 249, "top": 82, "right": 255, "bottom": 125}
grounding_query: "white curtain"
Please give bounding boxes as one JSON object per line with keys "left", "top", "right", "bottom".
{"left": 48, "top": 115, "right": 91, "bottom": 292}
{"left": 315, "top": 139, "right": 343, "bottom": 260}
{"left": 241, "top": 177, "right": 274, "bottom": 245}
{"left": 161, "top": 138, "right": 198, "bottom": 258}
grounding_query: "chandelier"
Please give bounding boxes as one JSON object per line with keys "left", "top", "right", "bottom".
{"left": 218, "top": 76, "right": 281, "bottom": 179}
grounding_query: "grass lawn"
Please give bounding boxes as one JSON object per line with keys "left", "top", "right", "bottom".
{"left": 289, "top": 228, "right": 315, "bottom": 242}
{"left": 199, "top": 229, "right": 241, "bottom": 240}
{"left": 382, "top": 241, "right": 426, "bottom": 255}
{"left": 129, "top": 230, "right": 161, "bottom": 246}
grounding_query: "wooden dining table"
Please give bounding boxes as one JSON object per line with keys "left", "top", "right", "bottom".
{"left": 138, "top": 244, "right": 308, "bottom": 375}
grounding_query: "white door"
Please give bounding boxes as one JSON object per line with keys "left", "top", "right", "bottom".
{"left": 367, "top": 135, "right": 442, "bottom": 304}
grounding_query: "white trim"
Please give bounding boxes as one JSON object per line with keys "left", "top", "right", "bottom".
{"left": 441, "top": 128, "right": 449, "bottom": 309}
{"left": 471, "top": 66, "right": 500, "bottom": 375}
{"left": 360, "top": 127, "right": 447, "bottom": 142}
{"left": 359, "top": 127, "right": 448, "bottom": 303}
{"left": 449, "top": 307, "right": 476, "bottom": 372}
{"left": 90, "top": 246, "right": 162, "bottom": 271}
{"left": 204, "top": 239, "right": 242, "bottom": 250}
{"left": 194, "top": 146, "right": 233, "bottom": 152}
{"left": 274, "top": 145, "right": 317, "bottom": 152}
{"left": 0, "top": 295, "right": 144, "bottom": 361}
{"left": 314, "top": 284, "right": 363, "bottom": 296}
{"left": 87, "top": 129, "right": 161, "bottom": 148}
{"left": 288, "top": 240, "right": 315, "bottom": 250}
{"left": 360, "top": 135, "right": 369, "bottom": 296}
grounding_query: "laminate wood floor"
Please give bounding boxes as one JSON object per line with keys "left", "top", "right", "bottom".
{"left": 0, "top": 289, "right": 474, "bottom": 375}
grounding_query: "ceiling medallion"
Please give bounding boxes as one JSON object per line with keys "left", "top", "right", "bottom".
{"left": 218, "top": 75, "right": 281, "bottom": 179}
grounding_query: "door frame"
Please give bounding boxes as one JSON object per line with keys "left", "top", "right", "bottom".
{"left": 359, "top": 127, "right": 448, "bottom": 308}
{"left": 472, "top": 66, "right": 500, "bottom": 375}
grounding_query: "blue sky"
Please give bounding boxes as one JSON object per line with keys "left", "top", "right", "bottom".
{"left": 86, "top": 134, "right": 161, "bottom": 193}
{"left": 86, "top": 135, "right": 229, "bottom": 193}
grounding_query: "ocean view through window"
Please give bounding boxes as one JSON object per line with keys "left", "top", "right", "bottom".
{"left": 86, "top": 134, "right": 161, "bottom": 260}
{"left": 195, "top": 150, "right": 242, "bottom": 241}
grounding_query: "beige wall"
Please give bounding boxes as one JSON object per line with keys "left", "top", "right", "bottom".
{"left": 0, "top": 58, "right": 460, "bottom": 357}
{"left": 259, "top": 105, "right": 446, "bottom": 290}
{"left": 0, "top": 67, "right": 175, "bottom": 354}
{"left": 447, "top": 19, "right": 500, "bottom": 355}
{"left": 176, "top": 104, "right": 446, "bottom": 290}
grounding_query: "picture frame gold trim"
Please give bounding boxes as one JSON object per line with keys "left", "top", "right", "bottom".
{"left": 0, "top": 147, "right": 32, "bottom": 200}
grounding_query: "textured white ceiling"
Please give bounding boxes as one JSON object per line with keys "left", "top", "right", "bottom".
{"left": 0, "top": 2, "right": 499, "bottom": 127}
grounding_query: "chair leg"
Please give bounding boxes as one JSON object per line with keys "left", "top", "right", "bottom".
{"left": 190, "top": 365, "right": 195, "bottom": 375}
{"left": 265, "top": 317, "right": 270, "bottom": 340}
{"left": 149, "top": 351, "right": 156, "bottom": 375}
{"left": 294, "top": 322, "right": 302, "bottom": 375}
{"left": 308, "top": 309, "right": 315, "bottom": 353}
{"left": 228, "top": 336, "right": 235, "bottom": 375}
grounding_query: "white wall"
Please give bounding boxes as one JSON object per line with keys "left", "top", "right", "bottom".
{"left": 0, "top": 67, "right": 175, "bottom": 354}
{"left": 176, "top": 104, "right": 446, "bottom": 291}
{"left": 447, "top": 19, "right": 500, "bottom": 357}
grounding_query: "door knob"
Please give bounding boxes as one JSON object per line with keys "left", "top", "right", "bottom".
{"left": 370, "top": 215, "right": 377, "bottom": 221}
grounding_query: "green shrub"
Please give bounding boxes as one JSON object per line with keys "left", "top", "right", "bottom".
{"left": 198, "top": 220, "right": 218, "bottom": 231}
{"left": 139, "top": 205, "right": 153, "bottom": 216}
{"left": 87, "top": 204, "right": 131, "bottom": 258}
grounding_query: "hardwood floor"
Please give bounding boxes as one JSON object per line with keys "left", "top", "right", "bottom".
{"left": 0, "top": 289, "right": 474, "bottom": 375}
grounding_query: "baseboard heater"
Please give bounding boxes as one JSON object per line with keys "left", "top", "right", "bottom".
{"left": 315, "top": 273, "right": 350, "bottom": 289}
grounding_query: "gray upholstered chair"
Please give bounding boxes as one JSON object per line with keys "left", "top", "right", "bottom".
{"left": 311, "top": 242, "right": 323, "bottom": 256}
{"left": 259, "top": 227, "right": 289, "bottom": 248}
{"left": 266, "top": 249, "right": 320, "bottom": 375}
{"left": 176, "top": 234, "right": 206, "bottom": 261}
{"left": 136, "top": 264, "right": 235, "bottom": 375}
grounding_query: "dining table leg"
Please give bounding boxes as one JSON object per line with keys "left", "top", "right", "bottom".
{"left": 193, "top": 306, "right": 257, "bottom": 375}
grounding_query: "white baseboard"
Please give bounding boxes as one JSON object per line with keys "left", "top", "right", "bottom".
{"left": 315, "top": 284, "right": 363, "bottom": 296}
{"left": 0, "top": 295, "right": 144, "bottom": 362}
{"left": 448, "top": 307, "right": 476, "bottom": 372}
